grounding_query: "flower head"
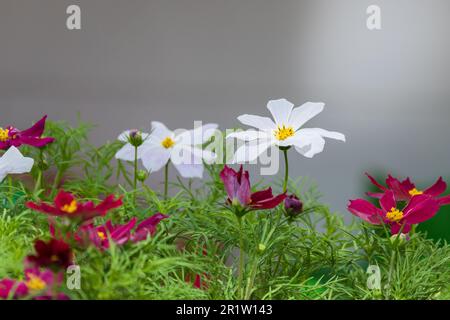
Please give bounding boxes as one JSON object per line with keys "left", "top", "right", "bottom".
{"left": 227, "top": 99, "right": 345, "bottom": 163}
{"left": 139, "top": 122, "right": 218, "bottom": 178}
{"left": 26, "top": 190, "right": 123, "bottom": 222}
{"left": 26, "top": 239, "right": 73, "bottom": 271}
{"left": 76, "top": 213, "right": 168, "bottom": 250}
{"left": 24, "top": 268, "right": 68, "bottom": 300}
{"left": 366, "top": 173, "right": 450, "bottom": 206}
{"left": 0, "top": 146, "right": 34, "bottom": 183}
{"left": 0, "top": 115, "right": 54, "bottom": 150}
{"left": 220, "top": 165, "right": 286, "bottom": 215}
{"left": 348, "top": 190, "right": 440, "bottom": 234}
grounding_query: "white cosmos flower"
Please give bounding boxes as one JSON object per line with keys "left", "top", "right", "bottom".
{"left": 0, "top": 146, "right": 34, "bottom": 182}
{"left": 227, "top": 98, "right": 345, "bottom": 162}
{"left": 139, "top": 122, "right": 218, "bottom": 178}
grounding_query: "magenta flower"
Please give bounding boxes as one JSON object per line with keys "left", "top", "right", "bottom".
{"left": 0, "top": 279, "right": 28, "bottom": 300}
{"left": 0, "top": 115, "right": 55, "bottom": 150}
{"left": 76, "top": 213, "right": 168, "bottom": 250}
{"left": 366, "top": 173, "right": 450, "bottom": 205}
{"left": 24, "top": 268, "right": 68, "bottom": 300}
{"left": 219, "top": 165, "right": 286, "bottom": 215}
{"left": 348, "top": 190, "right": 440, "bottom": 234}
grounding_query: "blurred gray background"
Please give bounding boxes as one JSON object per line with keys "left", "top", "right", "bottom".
{"left": 2, "top": 0, "right": 450, "bottom": 214}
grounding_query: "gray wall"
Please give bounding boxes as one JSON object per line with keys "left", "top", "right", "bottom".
{"left": 2, "top": 0, "right": 450, "bottom": 213}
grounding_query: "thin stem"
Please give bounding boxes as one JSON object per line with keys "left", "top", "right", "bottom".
{"left": 282, "top": 148, "right": 289, "bottom": 193}
{"left": 33, "top": 170, "right": 42, "bottom": 195}
{"left": 236, "top": 215, "right": 245, "bottom": 299}
{"left": 133, "top": 145, "right": 138, "bottom": 204}
{"left": 164, "top": 162, "right": 169, "bottom": 200}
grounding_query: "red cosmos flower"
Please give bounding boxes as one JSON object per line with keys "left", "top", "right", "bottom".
{"left": 26, "top": 238, "right": 73, "bottom": 271}
{"left": 76, "top": 213, "right": 169, "bottom": 250}
{"left": 348, "top": 190, "right": 440, "bottom": 234}
{"left": 23, "top": 268, "right": 69, "bottom": 300}
{"left": 26, "top": 190, "right": 123, "bottom": 222}
{"left": 366, "top": 173, "right": 450, "bottom": 205}
{"left": 219, "top": 165, "right": 286, "bottom": 215}
{"left": 0, "top": 279, "right": 28, "bottom": 300}
{"left": 0, "top": 115, "right": 55, "bottom": 150}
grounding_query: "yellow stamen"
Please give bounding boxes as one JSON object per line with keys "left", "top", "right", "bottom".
{"left": 386, "top": 207, "right": 404, "bottom": 223}
{"left": 25, "top": 274, "right": 46, "bottom": 291}
{"left": 61, "top": 200, "right": 78, "bottom": 213}
{"left": 274, "top": 125, "right": 295, "bottom": 141}
{"left": 409, "top": 188, "right": 423, "bottom": 196}
{"left": 161, "top": 136, "right": 175, "bottom": 149}
{"left": 50, "top": 255, "right": 59, "bottom": 262}
{"left": 97, "top": 231, "right": 106, "bottom": 240}
{"left": 0, "top": 128, "right": 10, "bottom": 142}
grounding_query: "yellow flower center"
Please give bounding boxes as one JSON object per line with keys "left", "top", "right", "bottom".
{"left": 409, "top": 188, "right": 423, "bottom": 196}
{"left": 50, "top": 255, "right": 59, "bottom": 262}
{"left": 25, "top": 274, "right": 46, "bottom": 291}
{"left": 97, "top": 231, "right": 106, "bottom": 240}
{"left": 61, "top": 200, "right": 78, "bottom": 213}
{"left": 161, "top": 136, "right": 175, "bottom": 149}
{"left": 386, "top": 207, "right": 404, "bottom": 223}
{"left": 274, "top": 125, "right": 295, "bottom": 141}
{"left": 0, "top": 128, "right": 10, "bottom": 142}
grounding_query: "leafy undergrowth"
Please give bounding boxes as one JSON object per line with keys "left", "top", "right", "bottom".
{"left": 1, "top": 120, "right": 449, "bottom": 300}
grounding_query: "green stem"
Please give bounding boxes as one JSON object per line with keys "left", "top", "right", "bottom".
{"left": 33, "top": 170, "right": 42, "bottom": 195}
{"left": 236, "top": 215, "right": 245, "bottom": 298}
{"left": 282, "top": 148, "right": 289, "bottom": 193}
{"left": 164, "top": 162, "right": 169, "bottom": 200}
{"left": 133, "top": 145, "right": 138, "bottom": 204}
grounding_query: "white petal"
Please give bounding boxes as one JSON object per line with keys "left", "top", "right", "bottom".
{"left": 301, "top": 128, "right": 346, "bottom": 142}
{"left": 288, "top": 102, "right": 324, "bottom": 130}
{"left": 173, "top": 162, "right": 204, "bottom": 178}
{"left": 140, "top": 147, "right": 171, "bottom": 173}
{"left": 150, "top": 121, "right": 173, "bottom": 140}
{"left": 292, "top": 127, "right": 345, "bottom": 158}
{"left": 115, "top": 143, "right": 135, "bottom": 161}
{"left": 267, "top": 99, "right": 294, "bottom": 125}
{"left": 226, "top": 130, "right": 270, "bottom": 142}
{"left": 170, "top": 147, "right": 204, "bottom": 178}
{"left": 176, "top": 123, "right": 219, "bottom": 146}
{"left": 237, "top": 115, "right": 276, "bottom": 131}
{"left": 232, "top": 139, "right": 273, "bottom": 163}
{"left": 0, "top": 146, "right": 34, "bottom": 182}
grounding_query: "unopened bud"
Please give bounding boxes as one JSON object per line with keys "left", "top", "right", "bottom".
{"left": 284, "top": 194, "right": 303, "bottom": 218}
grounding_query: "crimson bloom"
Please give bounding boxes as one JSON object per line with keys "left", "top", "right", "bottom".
{"left": 26, "top": 190, "right": 123, "bottom": 222}
{"left": 219, "top": 165, "right": 286, "bottom": 215}
{"left": 366, "top": 173, "right": 450, "bottom": 205}
{"left": 26, "top": 238, "right": 73, "bottom": 271}
{"left": 348, "top": 190, "right": 440, "bottom": 234}
{"left": 76, "top": 213, "right": 169, "bottom": 250}
{"left": 0, "top": 115, "right": 55, "bottom": 150}
{"left": 0, "top": 279, "right": 28, "bottom": 300}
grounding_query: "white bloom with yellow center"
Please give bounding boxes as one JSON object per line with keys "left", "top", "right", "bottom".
{"left": 0, "top": 146, "right": 34, "bottom": 182}
{"left": 140, "top": 122, "right": 218, "bottom": 178}
{"left": 227, "top": 98, "right": 345, "bottom": 163}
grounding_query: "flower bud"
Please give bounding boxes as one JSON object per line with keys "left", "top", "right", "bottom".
{"left": 136, "top": 170, "right": 148, "bottom": 182}
{"left": 284, "top": 194, "right": 303, "bottom": 218}
{"left": 257, "top": 243, "right": 266, "bottom": 253}
{"left": 128, "top": 130, "right": 144, "bottom": 147}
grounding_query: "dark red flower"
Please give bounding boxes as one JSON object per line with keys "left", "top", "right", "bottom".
{"left": 0, "top": 115, "right": 55, "bottom": 150}
{"left": 131, "top": 213, "right": 169, "bottom": 243}
{"left": 26, "top": 239, "right": 73, "bottom": 270}
{"left": 26, "top": 190, "right": 123, "bottom": 222}
{"left": 348, "top": 190, "right": 440, "bottom": 234}
{"left": 0, "top": 279, "right": 28, "bottom": 300}
{"left": 366, "top": 173, "right": 450, "bottom": 205}
{"left": 219, "top": 165, "right": 286, "bottom": 214}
